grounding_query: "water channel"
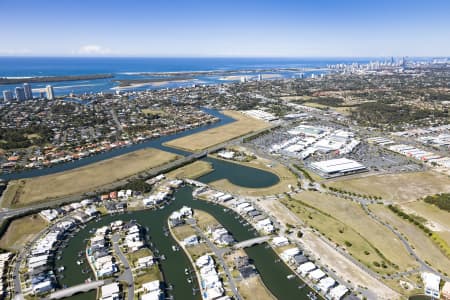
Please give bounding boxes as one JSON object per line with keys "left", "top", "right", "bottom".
{"left": 58, "top": 184, "right": 314, "bottom": 300}
{"left": 12, "top": 108, "right": 314, "bottom": 299}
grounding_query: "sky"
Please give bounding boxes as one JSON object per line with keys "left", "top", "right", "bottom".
{"left": 0, "top": 0, "right": 449, "bottom": 57}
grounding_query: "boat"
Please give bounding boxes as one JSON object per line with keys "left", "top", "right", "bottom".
{"left": 287, "top": 274, "right": 295, "bottom": 280}
{"left": 172, "top": 245, "right": 179, "bottom": 251}
{"left": 187, "top": 278, "right": 192, "bottom": 283}
{"left": 298, "top": 284, "right": 306, "bottom": 289}
{"left": 184, "top": 268, "right": 190, "bottom": 275}
{"left": 76, "top": 260, "right": 83, "bottom": 265}
{"left": 307, "top": 292, "right": 317, "bottom": 300}
{"left": 57, "top": 266, "right": 65, "bottom": 272}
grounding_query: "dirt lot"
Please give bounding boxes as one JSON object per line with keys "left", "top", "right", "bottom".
{"left": 238, "top": 275, "right": 276, "bottom": 300}
{"left": 328, "top": 171, "right": 450, "bottom": 202}
{"left": 1, "top": 148, "right": 178, "bottom": 208}
{"left": 0, "top": 214, "right": 48, "bottom": 251}
{"left": 301, "top": 230, "right": 400, "bottom": 300}
{"left": 165, "top": 110, "right": 270, "bottom": 151}
{"left": 166, "top": 161, "right": 213, "bottom": 179}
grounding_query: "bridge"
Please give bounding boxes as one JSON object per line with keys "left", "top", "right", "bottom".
{"left": 233, "top": 236, "right": 271, "bottom": 249}
{"left": 47, "top": 280, "right": 105, "bottom": 300}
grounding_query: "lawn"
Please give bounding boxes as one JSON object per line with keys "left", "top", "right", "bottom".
{"left": 282, "top": 195, "right": 406, "bottom": 274}
{"left": 0, "top": 214, "right": 48, "bottom": 251}
{"left": 166, "top": 161, "right": 214, "bottom": 179}
{"left": 292, "top": 191, "right": 418, "bottom": 272}
{"left": 186, "top": 243, "right": 211, "bottom": 260}
{"left": 209, "top": 155, "right": 297, "bottom": 196}
{"left": 165, "top": 110, "right": 270, "bottom": 151}
{"left": 1, "top": 148, "right": 179, "bottom": 208}
{"left": 238, "top": 276, "right": 276, "bottom": 300}
{"left": 328, "top": 171, "right": 450, "bottom": 202}
{"left": 369, "top": 204, "right": 450, "bottom": 275}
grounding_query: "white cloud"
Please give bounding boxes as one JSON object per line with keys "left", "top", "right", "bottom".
{"left": 0, "top": 48, "right": 33, "bottom": 55}
{"left": 76, "top": 44, "right": 113, "bottom": 55}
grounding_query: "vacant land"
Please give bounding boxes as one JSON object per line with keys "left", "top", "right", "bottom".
{"left": 369, "top": 204, "right": 450, "bottom": 275}
{"left": 209, "top": 156, "right": 297, "bottom": 196}
{"left": 171, "top": 224, "right": 197, "bottom": 240}
{"left": 238, "top": 276, "right": 276, "bottom": 300}
{"left": 165, "top": 111, "right": 270, "bottom": 151}
{"left": 166, "top": 161, "right": 214, "bottom": 179}
{"left": 329, "top": 171, "right": 450, "bottom": 202}
{"left": 0, "top": 214, "right": 47, "bottom": 251}
{"left": 194, "top": 209, "right": 220, "bottom": 231}
{"left": 293, "top": 191, "right": 418, "bottom": 272}
{"left": 282, "top": 194, "right": 403, "bottom": 274}
{"left": 301, "top": 230, "right": 399, "bottom": 299}
{"left": 401, "top": 201, "right": 450, "bottom": 232}
{"left": 1, "top": 148, "right": 178, "bottom": 208}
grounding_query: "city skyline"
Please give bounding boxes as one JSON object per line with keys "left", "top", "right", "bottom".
{"left": 1, "top": 0, "right": 450, "bottom": 57}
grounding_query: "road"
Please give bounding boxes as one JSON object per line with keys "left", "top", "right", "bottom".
{"left": 111, "top": 233, "right": 134, "bottom": 300}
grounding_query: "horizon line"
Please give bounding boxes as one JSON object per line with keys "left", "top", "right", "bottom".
{"left": 0, "top": 55, "right": 448, "bottom": 59}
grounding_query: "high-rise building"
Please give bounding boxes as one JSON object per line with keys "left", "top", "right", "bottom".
{"left": 23, "top": 83, "right": 33, "bottom": 100}
{"left": 15, "top": 87, "right": 26, "bottom": 101}
{"left": 2, "top": 90, "right": 13, "bottom": 101}
{"left": 45, "top": 85, "right": 55, "bottom": 100}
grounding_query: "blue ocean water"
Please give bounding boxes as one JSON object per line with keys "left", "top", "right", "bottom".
{"left": 0, "top": 57, "right": 371, "bottom": 96}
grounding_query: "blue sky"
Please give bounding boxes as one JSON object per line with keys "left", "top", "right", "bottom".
{"left": 0, "top": 0, "right": 449, "bottom": 57}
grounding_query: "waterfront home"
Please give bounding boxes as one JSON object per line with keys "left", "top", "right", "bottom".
{"left": 137, "top": 256, "right": 154, "bottom": 269}
{"left": 142, "top": 280, "right": 161, "bottom": 294}
{"left": 32, "top": 280, "right": 53, "bottom": 295}
{"left": 255, "top": 218, "right": 275, "bottom": 233}
{"left": 272, "top": 236, "right": 289, "bottom": 247}
{"left": 85, "top": 206, "right": 99, "bottom": 217}
{"left": 40, "top": 209, "right": 59, "bottom": 222}
{"left": 210, "top": 226, "right": 234, "bottom": 246}
{"left": 297, "top": 262, "right": 316, "bottom": 276}
{"left": 309, "top": 268, "right": 326, "bottom": 282}
{"left": 182, "top": 235, "right": 199, "bottom": 247}
{"left": 317, "top": 277, "right": 336, "bottom": 293}
{"left": 101, "top": 282, "right": 121, "bottom": 300}
{"left": 327, "top": 285, "right": 349, "bottom": 300}
{"left": 280, "top": 247, "right": 300, "bottom": 262}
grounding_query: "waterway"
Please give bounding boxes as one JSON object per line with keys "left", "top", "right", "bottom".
{"left": 0, "top": 108, "right": 233, "bottom": 181}
{"left": 58, "top": 185, "right": 314, "bottom": 300}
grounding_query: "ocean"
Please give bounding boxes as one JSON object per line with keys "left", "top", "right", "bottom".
{"left": 0, "top": 57, "right": 371, "bottom": 96}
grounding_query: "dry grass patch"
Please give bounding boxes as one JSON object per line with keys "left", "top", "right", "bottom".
{"left": 186, "top": 243, "right": 211, "bottom": 259}
{"left": 294, "top": 191, "right": 418, "bottom": 272}
{"left": 369, "top": 204, "right": 450, "bottom": 275}
{"left": 0, "top": 214, "right": 47, "bottom": 251}
{"left": 1, "top": 148, "right": 179, "bottom": 208}
{"left": 238, "top": 276, "right": 276, "bottom": 300}
{"left": 194, "top": 209, "right": 220, "bottom": 231}
{"left": 209, "top": 156, "right": 297, "bottom": 196}
{"left": 401, "top": 200, "right": 450, "bottom": 231}
{"left": 171, "top": 224, "right": 196, "bottom": 240}
{"left": 329, "top": 171, "right": 450, "bottom": 203}
{"left": 165, "top": 110, "right": 270, "bottom": 151}
{"left": 282, "top": 195, "right": 400, "bottom": 274}
{"left": 166, "top": 161, "right": 213, "bottom": 179}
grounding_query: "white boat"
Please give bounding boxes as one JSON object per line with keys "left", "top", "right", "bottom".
{"left": 287, "top": 274, "right": 295, "bottom": 280}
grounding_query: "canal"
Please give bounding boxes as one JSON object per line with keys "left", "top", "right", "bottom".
{"left": 0, "top": 108, "right": 233, "bottom": 181}
{"left": 59, "top": 186, "right": 314, "bottom": 300}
